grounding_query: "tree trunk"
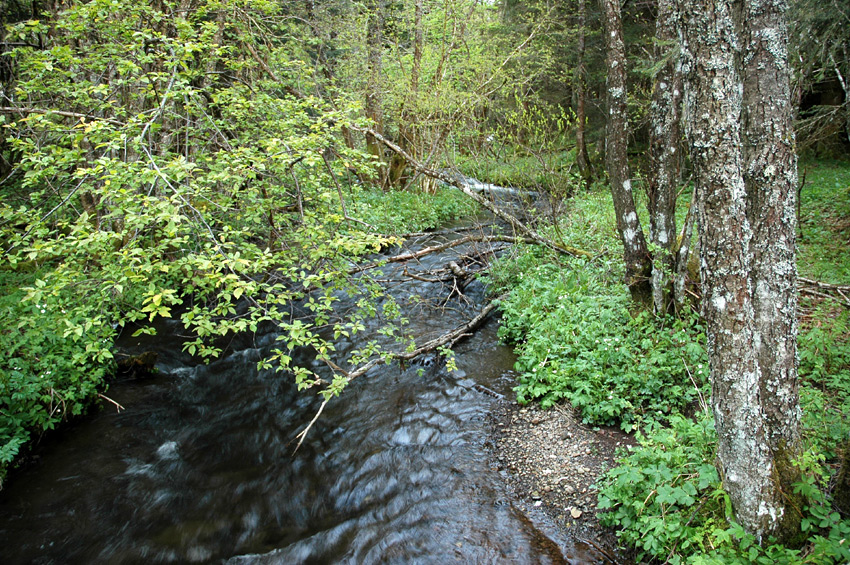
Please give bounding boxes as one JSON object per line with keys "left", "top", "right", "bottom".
{"left": 678, "top": 0, "right": 798, "bottom": 541}
{"left": 365, "top": 0, "right": 386, "bottom": 186}
{"left": 737, "top": 0, "right": 802, "bottom": 540}
{"left": 575, "top": 0, "right": 592, "bottom": 187}
{"left": 600, "top": 0, "right": 651, "bottom": 301}
{"left": 389, "top": 0, "right": 424, "bottom": 189}
{"left": 647, "top": 0, "right": 684, "bottom": 314}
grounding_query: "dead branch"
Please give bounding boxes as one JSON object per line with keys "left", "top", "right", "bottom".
{"left": 0, "top": 106, "right": 126, "bottom": 127}
{"left": 399, "top": 223, "right": 497, "bottom": 239}
{"left": 798, "top": 278, "right": 850, "bottom": 293}
{"left": 800, "top": 287, "right": 850, "bottom": 308}
{"left": 293, "top": 296, "right": 504, "bottom": 451}
{"left": 98, "top": 393, "right": 125, "bottom": 413}
{"left": 349, "top": 234, "right": 538, "bottom": 275}
{"left": 349, "top": 125, "right": 592, "bottom": 259}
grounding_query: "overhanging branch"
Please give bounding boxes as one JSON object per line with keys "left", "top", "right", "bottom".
{"left": 349, "top": 125, "right": 592, "bottom": 259}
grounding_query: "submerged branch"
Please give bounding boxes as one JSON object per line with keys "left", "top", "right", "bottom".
{"left": 293, "top": 296, "right": 504, "bottom": 452}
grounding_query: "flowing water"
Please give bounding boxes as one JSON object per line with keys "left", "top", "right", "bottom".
{"left": 0, "top": 209, "right": 607, "bottom": 564}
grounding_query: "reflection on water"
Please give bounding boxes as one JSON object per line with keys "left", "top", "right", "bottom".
{"left": 0, "top": 219, "right": 606, "bottom": 564}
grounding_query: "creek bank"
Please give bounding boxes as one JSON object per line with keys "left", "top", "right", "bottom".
{"left": 486, "top": 398, "right": 637, "bottom": 563}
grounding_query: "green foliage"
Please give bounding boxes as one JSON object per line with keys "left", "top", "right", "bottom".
{"left": 799, "top": 305, "right": 850, "bottom": 455}
{"left": 0, "top": 0, "right": 481, "bottom": 483}
{"left": 598, "top": 413, "right": 725, "bottom": 561}
{"left": 599, "top": 414, "right": 850, "bottom": 564}
{"left": 354, "top": 184, "right": 477, "bottom": 234}
{"left": 497, "top": 257, "right": 707, "bottom": 431}
{"left": 491, "top": 187, "right": 707, "bottom": 432}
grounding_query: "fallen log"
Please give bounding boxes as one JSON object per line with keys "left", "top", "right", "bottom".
{"left": 349, "top": 125, "right": 592, "bottom": 259}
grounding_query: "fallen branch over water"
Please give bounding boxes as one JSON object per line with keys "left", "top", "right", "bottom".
{"left": 349, "top": 234, "right": 539, "bottom": 275}
{"left": 350, "top": 125, "right": 592, "bottom": 259}
{"left": 293, "top": 296, "right": 504, "bottom": 452}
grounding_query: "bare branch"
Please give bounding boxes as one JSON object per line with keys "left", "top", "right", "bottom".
{"left": 0, "top": 106, "right": 125, "bottom": 127}
{"left": 293, "top": 295, "right": 504, "bottom": 451}
{"left": 349, "top": 125, "right": 591, "bottom": 258}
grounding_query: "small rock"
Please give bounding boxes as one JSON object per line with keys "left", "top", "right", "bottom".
{"left": 570, "top": 508, "right": 583, "bottom": 519}
{"left": 531, "top": 492, "right": 542, "bottom": 500}
{"left": 531, "top": 417, "right": 541, "bottom": 425}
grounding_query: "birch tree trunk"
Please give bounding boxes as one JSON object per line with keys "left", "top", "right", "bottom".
{"left": 678, "top": 0, "right": 799, "bottom": 541}
{"left": 600, "top": 0, "right": 651, "bottom": 301}
{"left": 738, "top": 0, "right": 802, "bottom": 539}
{"left": 647, "top": 0, "right": 684, "bottom": 314}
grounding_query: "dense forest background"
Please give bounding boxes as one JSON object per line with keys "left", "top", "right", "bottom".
{"left": 1, "top": 0, "right": 849, "bottom": 561}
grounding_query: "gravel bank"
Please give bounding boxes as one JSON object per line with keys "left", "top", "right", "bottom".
{"left": 487, "top": 400, "right": 636, "bottom": 563}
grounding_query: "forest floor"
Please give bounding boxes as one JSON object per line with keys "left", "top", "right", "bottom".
{"left": 487, "top": 400, "right": 636, "bottom": 563}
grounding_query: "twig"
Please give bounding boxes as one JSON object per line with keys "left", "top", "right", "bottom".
{"left": 292, "top": 296, "right": 503, "bottom": 451}
{"left": 349, "top": 234, "right": 555, "bottom": 276}
{"left": 800, "top": 287, "right": 850, "bottom": 308}
{"left": 0, "top": 106, "right": 125, "bottom": 127}
{"left": 798, "top": 277, "right": 850, "bottom": 293}
{"left": 293, "top": 396, "right": 330, "bottom": 453}
{"left": 98, "top": 393, "right": 125, "bottom": 413}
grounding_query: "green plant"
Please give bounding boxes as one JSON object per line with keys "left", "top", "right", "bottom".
{"left": 496, "top": 256, "right": 707, "bottom": 431}
{"left": 598, "top": 413, "right": 725, "bottom": 561}
{"left": 599, "top": 414, "right": 850, "bottom": 564}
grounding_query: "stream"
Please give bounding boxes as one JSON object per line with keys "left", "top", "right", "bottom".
{"left": 0, "top": 199, "right": 607, "bottom": 563}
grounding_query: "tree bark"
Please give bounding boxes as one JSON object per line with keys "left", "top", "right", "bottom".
{"left": 600, "top": 0, "right": 651, "bottom": 301}
{"left": 647, "top": 0, "right": 684, "bottom": 314}
{"left": 678, "top": 0, "right": 796, "bottom": 541}
{"left": 737, "top": 0, "right": 802, "bottom": 540}
{"left": 365, "top": 0, "right": 386, "bottom": 185}
{"left": 574, "top": 0, "right": 592, "bottom": 187}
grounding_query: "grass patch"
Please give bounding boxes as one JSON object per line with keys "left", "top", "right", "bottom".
{"left": 352, "top": 184, "right": 479, "bottom": 233}
{"left": 798, "top": 159, "right": 850, "bottom": 284}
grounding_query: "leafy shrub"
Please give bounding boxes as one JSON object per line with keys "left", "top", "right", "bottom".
{"left": 599, "top": 413, "right": 850, "bottom": 564}
{"left": 496, "top": 258, "right": 707, "bottom": 431}
{"left": 0, "top": 272, "right": 115, "bottom": 487}
{"left": 598, "top": 413, "right": 725, "bottom": 561}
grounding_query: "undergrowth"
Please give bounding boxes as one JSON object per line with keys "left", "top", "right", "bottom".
{"left": 489, "top": 158, "right": 850, "bottom": 562}
{"left": 353, "top": 184, "right": 478, "bottom": 233}
{"left": 0, "top": 183, "right": 473, "bottom": 488}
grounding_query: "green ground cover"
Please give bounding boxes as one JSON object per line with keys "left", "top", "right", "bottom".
{"left": 488, "top": 158, "right": 850, "bottom": 563}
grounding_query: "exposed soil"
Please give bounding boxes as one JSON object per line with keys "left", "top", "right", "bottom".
{"left": 487, "top": 399, "right": 637, "bottom": 564}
